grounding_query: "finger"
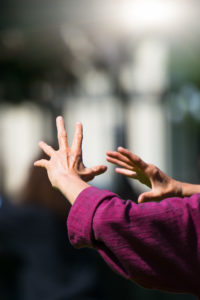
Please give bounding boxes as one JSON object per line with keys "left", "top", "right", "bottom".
{"left": 138, "top": 191, "right": 160, "bottom": 203}
{"left": 71, "top": 122, "right": 83, "bottom": 154}
{"left": 117, "top": 147, "right": 147, "bottom": 170}
{"left": 39, "top": 141, "right": 54, "bottom": 157}
{"left": 34, "top": 159, "right": 48, "bottom": 169}
{"left": 91, "top": 165, "right": 107, "bottom": 176}
{"left": 106, "top": 155, "right": 134, "bottom": 170}
{"left": 106, "top": 150, "right": 130, "bottom": 164}
{"left": 115, "top": 168, "right": 137, "bottom": 178}
{"left": 80, "top": 165, "right": 107, "bottom": 176}
{"left": 56, "top": 116, "right": 69, "bottom": 150}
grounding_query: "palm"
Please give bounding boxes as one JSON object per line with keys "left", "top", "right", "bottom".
{"left": 106, "top": 147, "right": 178, "bottom": 203}
{"left": 34, "top": 118, "right": 107, "bottom": 186}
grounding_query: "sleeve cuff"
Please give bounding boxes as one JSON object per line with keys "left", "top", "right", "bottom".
{"left": 67, "top": 186, "right": 115, "bottom": 249}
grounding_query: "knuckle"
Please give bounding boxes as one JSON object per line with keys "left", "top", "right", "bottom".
{"left": 150, "top": 165, "right": 160, "bottom": 177}
{"left": 75, "top": 153, "right": 81, "bottom": 160}
{"left": 61, "top": 133, "right": 67, "bottom": 138}
{"left": 77, "top": 133, "right": 82, "bottom": 139}
{"left": 58, "top": 129, "right": 67, "bottom": 137}
{"left": 66, "top": 153, "right": 71, "bottom": 159}
{"left": 133, "top": 155, "right": 141, "bottom": 164}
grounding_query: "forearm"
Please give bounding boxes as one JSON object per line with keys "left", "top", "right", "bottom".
{"left": 180, "top": 182, "right": 200, "bottom": 197}
{"left": 68, "top": 188, "right": 200, "bottom": 295}
{"left": 57, "top": 174, "right": 90, "bottom": 205}
{"left": 93, "top": 195, "right": 200, "bottom": 293}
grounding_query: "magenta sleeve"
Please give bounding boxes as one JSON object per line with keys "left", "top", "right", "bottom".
{"left": 67, "top": 186, "right": 200, "bottom": 297}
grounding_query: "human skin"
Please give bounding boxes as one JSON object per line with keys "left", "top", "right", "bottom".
{"left": 34, "top": 116, "right": 107, "bottom": 204}
{"left": 34, "top": 116, "right": 200, "bottom": 205}
{"left": 106, "top": 147, "right": 200, "bottom": 202}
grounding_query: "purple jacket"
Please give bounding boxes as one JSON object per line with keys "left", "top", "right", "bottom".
{"left": 67, "top": 187, "right": 200, "bottom": 297}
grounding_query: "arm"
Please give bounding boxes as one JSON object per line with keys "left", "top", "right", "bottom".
{"left": 181, "top": 182, "right": 200, "bottom": 197}
{"left": 34, "top": 116, "right": 107, "bottom": 204}
{"left": 106, "top": 147, "right": 200, "bottom": 202}
{"left": 35, "top": 117, "right": 200, "bottom": 296}
{"left": 68, "top": 187, "right": 200, "bottom": 296}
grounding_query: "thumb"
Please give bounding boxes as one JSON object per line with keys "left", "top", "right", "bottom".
{"left": 92, "top": 165, "right": 107, "bottom": 176}
{"left": 138, "top": 190, "right": 160, "bottom": 203}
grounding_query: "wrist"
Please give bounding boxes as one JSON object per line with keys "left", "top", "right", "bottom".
{"left": 57, "top": 173, "right": 90, "bottom": 205}
{"left": 173, "top": 180, "right": 183, "bottom": 198}
{"left": 180, "top": 182, "right": 200, "bottom": 197}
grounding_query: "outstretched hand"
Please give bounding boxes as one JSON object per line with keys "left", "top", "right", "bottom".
{"left": 34, "top": 116, "right": 107, "bottom": 194}
{"left": 106, "top": 147, "right": 182, "bottom": 203}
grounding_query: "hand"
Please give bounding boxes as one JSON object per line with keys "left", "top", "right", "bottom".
{"left": 34, "top": 116, "right": 107, "bottom": 193}
{"left": 106, "top": 147, "right": 182, "bottom": 203}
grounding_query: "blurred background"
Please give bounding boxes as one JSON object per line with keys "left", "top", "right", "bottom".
{"left": 0, "top": 0, "right": 199, "bottom": 299}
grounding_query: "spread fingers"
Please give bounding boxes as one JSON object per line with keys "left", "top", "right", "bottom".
{"left": 39, "top": 141, "right": 54, "bottom": 157}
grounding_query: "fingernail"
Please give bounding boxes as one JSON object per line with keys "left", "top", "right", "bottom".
{"left": 57, "top": 116, "right": 63, "bottom": 121}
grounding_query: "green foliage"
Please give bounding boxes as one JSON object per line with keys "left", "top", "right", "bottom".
{"left": 169, "top": 44, "right": 200, "bottom": 90}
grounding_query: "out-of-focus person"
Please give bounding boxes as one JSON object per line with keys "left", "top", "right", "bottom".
{"left": 0, "top": 152, "right": 134, "bottom": 300}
